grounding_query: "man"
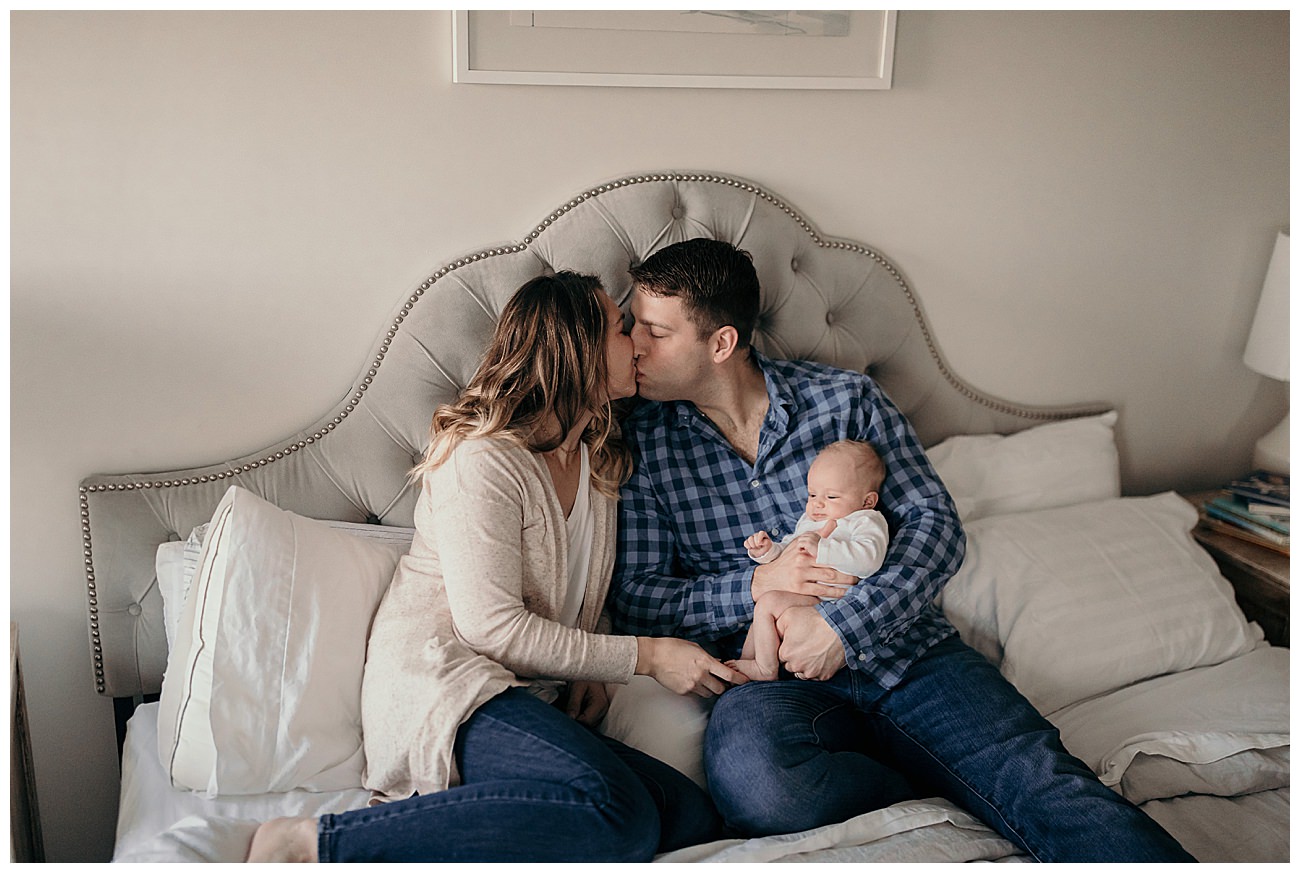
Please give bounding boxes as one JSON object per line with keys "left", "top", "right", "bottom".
{"left": 608, "top": 238, "right": 1193, "bottom": 862}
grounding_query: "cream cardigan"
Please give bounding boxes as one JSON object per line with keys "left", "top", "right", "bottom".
{"left": 360, "top": 437, "right": 639, "bottom": 799}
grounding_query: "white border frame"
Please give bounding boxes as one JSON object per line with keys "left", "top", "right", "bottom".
{"left": 452, "top": 10, "right": 896, "bottom": 90}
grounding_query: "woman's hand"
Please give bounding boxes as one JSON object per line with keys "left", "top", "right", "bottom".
{"left": 635, "top": 637, "right": 748, "bottom": 698}
{"left": 565, "top": 680, "right": 610, "bottom": 727}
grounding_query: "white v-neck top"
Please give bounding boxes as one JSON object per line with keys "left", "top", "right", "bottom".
{"left": 527, "top": 445, "right": 595, "bottom": 704}
{"left": 559, "top": 443, "right": 594, "bottom": 629}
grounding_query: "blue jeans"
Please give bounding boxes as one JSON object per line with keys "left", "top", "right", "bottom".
{"left": 319, "top": 688, "right": 722, "bottom": 861}
{"left": 705, "top": 635, "right": 1195, "bottom": 862}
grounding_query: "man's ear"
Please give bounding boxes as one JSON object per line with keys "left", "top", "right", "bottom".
{"left": 711, "top": 326, "right": 741, "bottom": 363}
{"left": 863, "top": 492, "right": 879, "bottom": 510}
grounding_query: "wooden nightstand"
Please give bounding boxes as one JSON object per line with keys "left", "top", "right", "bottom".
{"left": 11, "top": 624, "right": 45, "bottom": 861}
{"left": 1182, "top": 493, "right": 1289, "bottom": 647}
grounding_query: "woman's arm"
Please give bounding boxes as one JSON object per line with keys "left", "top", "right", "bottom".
{"left": 429, "top": 446, "right": 637, "bottom": 684}
{"left": 428, "top": 444, "right": 745, "bottom": 696}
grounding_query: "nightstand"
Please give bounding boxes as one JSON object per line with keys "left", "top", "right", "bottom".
{"left": 1182, "top": 492, "right": 1289, "bottom": 647}
{"left": 11, "top": 623, "right": 45, "bottom": 861}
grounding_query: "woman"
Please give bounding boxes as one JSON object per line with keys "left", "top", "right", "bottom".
{"left": 247, "top": 272, "right": 745, "bottom": 862}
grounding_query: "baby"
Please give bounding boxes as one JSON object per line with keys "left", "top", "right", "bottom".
{"left": 729, "top": 439, "right": 890, "bottom": 681}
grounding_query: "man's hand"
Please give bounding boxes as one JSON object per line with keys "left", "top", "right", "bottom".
{"left": 789, "top": 532, "right": 822, "bottom": 556}
{"left": 751, "top": 543, "right": 858, "bottom": 601}
{"left": 565, "top": 680, "right": 610, "bottom": 727}
{"left": 776, "top": 606, "right": 847, "bottom": 681}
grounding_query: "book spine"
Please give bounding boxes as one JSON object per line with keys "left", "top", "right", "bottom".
{"left": 1247, "top": 502, "right": 1290, "bottom": 519}
{"left": 1198, "top": 516, "right": 1291, "bottom": 556}
{"left": 1204, "top": 503, "right": 1290, "bottom": 545}
{"left": 1207, "top": 496, "right": 1290, "bottom": 535}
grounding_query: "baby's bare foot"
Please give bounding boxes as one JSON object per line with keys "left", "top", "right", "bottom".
{"left": 247, "top": 817, "right": 319, "bottom": 863}
{"left": 726, "top": 658, "right": 777, "bottom": 682}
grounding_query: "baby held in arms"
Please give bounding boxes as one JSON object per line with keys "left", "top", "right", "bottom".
{"left": 730, "top": 440, "right": 890, "bottom": 681}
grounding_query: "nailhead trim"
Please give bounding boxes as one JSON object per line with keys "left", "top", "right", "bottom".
{"left": 79, "top": 171, "right": 1097, "bottom": 695}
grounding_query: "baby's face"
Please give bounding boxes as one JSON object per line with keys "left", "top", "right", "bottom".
{"left": 804, "top": 452, "right": 878, "bottom": 523}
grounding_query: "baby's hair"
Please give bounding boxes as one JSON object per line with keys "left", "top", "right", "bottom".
{"left": 818, "top": 440, "right": 886, "bottom": 493}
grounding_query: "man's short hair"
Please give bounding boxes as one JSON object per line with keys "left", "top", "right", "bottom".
{"left": 629, "top": 238, "right": 760, "bottom": 347}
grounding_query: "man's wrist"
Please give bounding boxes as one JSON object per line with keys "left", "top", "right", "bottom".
{"left": 815, "top": 600, "right": 856, "bottom": 667}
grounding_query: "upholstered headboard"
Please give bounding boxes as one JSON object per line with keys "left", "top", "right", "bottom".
{"left": 80, "top": 171, "right": 1108, "bottom": 704}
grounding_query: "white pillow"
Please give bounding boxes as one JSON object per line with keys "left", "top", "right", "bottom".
{"left": 939, "top": 492, "right": 1257, "bottom": 715}
{"left": 155, "top": 540, "right": 189, "bottom": 654}
{"left": 156, "top": 486, "right": 409, "bottom": 796}
{"left": 1050, "top": 645, "right": 1287, "bottom": 803}
{"left": 926, "top": 411, "right": 1120, "bottom": 521}
{"left": 601, "top": 675, "right": 712, "bottom": 789}
{"left": 154, "top": 519, "right": 413, "bottom": 654}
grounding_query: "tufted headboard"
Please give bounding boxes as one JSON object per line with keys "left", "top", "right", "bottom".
{"left": 80, "top": 171, "right": 1108, "bottom": 705}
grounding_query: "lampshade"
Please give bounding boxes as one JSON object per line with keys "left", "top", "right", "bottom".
{"left": 1243, "top": 231, "right": 1289, "bottom": 382}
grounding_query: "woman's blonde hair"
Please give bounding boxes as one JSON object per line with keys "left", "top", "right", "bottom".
{"left": 412, "top": 271, "right": 632, "bottom": 497}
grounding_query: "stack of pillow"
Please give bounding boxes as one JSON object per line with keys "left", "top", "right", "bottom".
{"left": 931, "top": 411, "right": 1285, "bottom": 807}
{"left": 152, "top": 410, "right": 1285, "bottom": 813}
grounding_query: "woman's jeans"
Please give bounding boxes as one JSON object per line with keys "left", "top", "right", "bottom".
{"left": 319, "top": 688, "right": 721, "bottom": 862}
{"left": 705, "top": 634, "right": 1196, "bottom": 863}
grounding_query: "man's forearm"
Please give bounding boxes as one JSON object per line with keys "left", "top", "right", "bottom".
{"left": 610, "top": 566, "right": 757, "bottom": 642}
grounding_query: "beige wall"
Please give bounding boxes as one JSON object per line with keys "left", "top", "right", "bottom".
{"left": 10, "top": 10, "right": 1288, "bottom": 860}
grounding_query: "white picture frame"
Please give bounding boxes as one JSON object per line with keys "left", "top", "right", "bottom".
{"left": 452, "top": 10, "right": 897, "bottom": 91}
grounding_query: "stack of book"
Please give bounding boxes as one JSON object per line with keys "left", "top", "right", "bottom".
{"left": 1197, "top": 470, "right": 1289, "bottom": 555}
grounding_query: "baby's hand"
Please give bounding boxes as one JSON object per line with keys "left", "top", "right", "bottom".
{"left": 790, "top": 532, "right": 822, "bottom": 556}
{"left": 818, "top": 519, "right": 838, "bottom": 539}
{"left": 745, "top": 531, "right": 774, "bottom": 557}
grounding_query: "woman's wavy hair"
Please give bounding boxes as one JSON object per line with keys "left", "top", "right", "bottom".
{"left": 412, "top": 271, "right": 632, "bottom": 497}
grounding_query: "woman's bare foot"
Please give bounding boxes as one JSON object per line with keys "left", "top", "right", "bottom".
{"left": 726, "top": 658, "right": 776, "bottom": 682}
{"left": 247, "top": 817, "right": 319, "bottom": 863}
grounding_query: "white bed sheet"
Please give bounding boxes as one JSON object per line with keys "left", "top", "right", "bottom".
{"left": 115, "top": 698, "right": 1287, "bottom": 863}
{"left": 114, "top": 702, "right": 1025, "bottom": 863}
{"left": 114, "top": 703, "right": 371, "bottom": 862}
{"left": 1141, "top": 788, "right": 1290, "bottom": 864}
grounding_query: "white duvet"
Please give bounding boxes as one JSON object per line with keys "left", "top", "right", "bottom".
{"left": 114, "top": 645, "right": 1288, "bottom": 863}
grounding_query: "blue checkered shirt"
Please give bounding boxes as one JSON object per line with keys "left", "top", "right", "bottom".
{"left": 610, "top": 353, "right": 964, "bottom": 688}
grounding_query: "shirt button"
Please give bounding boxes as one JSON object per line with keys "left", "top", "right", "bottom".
{"left": 857, "top": 653, "right": 867, "bottom": 661}
{"left": 750, "top": 479, "right": 760, "bottom": 488}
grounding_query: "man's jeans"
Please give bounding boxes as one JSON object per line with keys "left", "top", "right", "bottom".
{"left": 319, "top": 688, "right": 722, "bottom": 861}
{"left": 705, "top": 635, "right": 1196, "bottom": 862}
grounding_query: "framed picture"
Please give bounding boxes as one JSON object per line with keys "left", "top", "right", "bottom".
{"left": 452, "top": 10, "right": 896, "bottom": 90}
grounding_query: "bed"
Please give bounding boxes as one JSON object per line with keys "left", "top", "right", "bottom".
{"left": 79, "top": 171, "right": 1289, "bottom": 863}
